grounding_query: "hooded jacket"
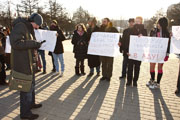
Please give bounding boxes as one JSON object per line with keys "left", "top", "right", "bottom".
{"left": 10, "top": 17, "right": 41, "bottom": 75}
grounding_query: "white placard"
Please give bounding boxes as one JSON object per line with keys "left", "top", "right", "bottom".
{"left": 87, "top": 32, "right": 120, "bottom": 57}
{"left": 172, "top": 26, "right": 180, "bottom": 40}
{"left": 170, "top": 26, "right": 180, "bottom": 54}
{"left": 129, "top": 35, "right": 169, "bottom": 63}
{"left": 5, "top": 36, "right": 11, "bottom": 53}
{"left": 34, "top": 29, "right": 57, "bottom": 52}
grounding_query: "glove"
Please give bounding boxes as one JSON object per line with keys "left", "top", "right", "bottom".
{"left": 164, "top": 56, "right": 169, "bottom": 61}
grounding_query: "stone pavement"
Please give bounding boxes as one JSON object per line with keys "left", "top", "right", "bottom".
{"left": 0, "top": 40, "right": 180, "bottom": 120}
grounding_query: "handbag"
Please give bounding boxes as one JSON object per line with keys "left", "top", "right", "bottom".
{"left": 9, "top": 23, "right": 34, "bottom": 92}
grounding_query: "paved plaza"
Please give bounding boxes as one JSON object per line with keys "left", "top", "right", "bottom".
{"left": 0, "top": 40, "right": 180, "bottom": 120}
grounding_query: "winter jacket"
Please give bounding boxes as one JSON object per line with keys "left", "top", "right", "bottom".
{"left": 72, "top": 30, "right": 88, "bottom": 59}
{"left": 50, "top": 25, "right": 66, "bottom": 54}
{"left": 10, "top": 17, "right": 41, "bottom": 75}
{"left": 0, "top": 32, "right": 5, "bottom": 55}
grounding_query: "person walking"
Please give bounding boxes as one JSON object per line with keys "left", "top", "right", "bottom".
{"left": 10, "top": 13, "right": 44, "bottom": 119}
{"left": 124, "top": 16, "right": 147, "bottom": 87}
{"left": 99, "top": 18, "right": 119, "bottom": 81}
{"left": 72, "top": 23, "right": 88, "bottom": 76}
{"left": 87, "top": 17, "right": 101, "bottom": 77}
{"left": 147, "top": 17, "right": 170, "bottom": 89}
{"left": 50, "top": 20, "right": 66, "bottom": 77}
{"left": 119, "top": 18, "right": 135, "bottom": 79}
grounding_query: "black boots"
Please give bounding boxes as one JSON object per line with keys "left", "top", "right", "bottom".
{"left": 80, "top": 65, "right": 86, "bottom": 75}
{"left": 75, "top": 66, "right": 86, "bottom": 76}
{"left": 75, "top": 67, "right": 81, "bottom": 76}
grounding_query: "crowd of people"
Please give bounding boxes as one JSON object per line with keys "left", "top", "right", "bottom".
{"left": 0, "top": 13, "right": 180, "bottom": 119}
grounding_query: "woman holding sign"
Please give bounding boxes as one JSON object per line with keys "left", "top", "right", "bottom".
{"left": 72, "top": 23, "right": 88, "bottom": 76}
{"left": 147, "top": 17, "right": 170, "bottom": 89}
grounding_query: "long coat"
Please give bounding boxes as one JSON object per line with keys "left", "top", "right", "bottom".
{"left": 72, "top": 30, "right": 88, "bottom": 60}
{"left": 87, "top": 26, "right": 101, "bottom": 68}
{"left": 10, "top": 17, "right": 41, "bottom": 75}
{"left": 50, "top": 25, "right": 66, "bottom": 54}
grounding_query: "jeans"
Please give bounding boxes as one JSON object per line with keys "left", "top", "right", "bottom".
{"left": 122, "top": 55, "right": 128, "bottom": 76}
{"left": 20, "top": 75, "right": 35, "bottom": 117}
{"left": 52, "top": 53, "right": 65, "bottom": 72}
{"left": 90, "top": 66, "right": 100, "bottom": 73}
{"left": 38, "top": 50, "right": 46, "bottom": 71}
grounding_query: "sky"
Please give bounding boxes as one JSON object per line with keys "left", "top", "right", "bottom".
{"left": 1, "top": 0, "right": 180, "bottom": 20}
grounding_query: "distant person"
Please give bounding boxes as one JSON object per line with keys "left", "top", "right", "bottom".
{"left": 50, "top": 20, "right": 66, "bottom": 77}
{"left": 10, "top": 13, "right": 44, "bottom": 119}
{"left": 0, "top": 31, "right": 6, "bottom": 85}
{"left": 87, "top": 17, "right": 101, "bottom": 77}
{"left": 99, "top": 18, "right": 119, "bottom": 81}
{"left": 124, "top": 16, "right": 147, "bottom": 87}
{"left": 72, "top": 23, "right": 88, "bottom": 76}
{"left": 147, "top": 17, "right": 170, "bottom": 89}
{"left": 38, "top": 22, "right": 49, "bottom": 74}
{"left": 119, "top": 18, "right": 135, "bottom": 79}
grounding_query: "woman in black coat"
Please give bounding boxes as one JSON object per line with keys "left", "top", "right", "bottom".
{"left": 87, "top": 17, "right": 101, "bottom": 77}
{"left": 72, "top": 23, "right": 88, "bottom": 76}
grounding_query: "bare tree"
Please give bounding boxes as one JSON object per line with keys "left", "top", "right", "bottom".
{"left": 167, "top": 2, "right": 180, "bottom": 26}
{"left": 19, "top": 0, "right": 39, "bottom": 16}
{"left": 72, "top": 6, "right": 90, "bottom": 25}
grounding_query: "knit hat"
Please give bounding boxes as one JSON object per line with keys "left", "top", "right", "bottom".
{"left": 52, "top": 20, "right": 58, "bottom": 25}
{"left": 29, "top": 13, "right": 43, "bottom": 26}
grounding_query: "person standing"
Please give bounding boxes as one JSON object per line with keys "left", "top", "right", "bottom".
{"left": 119, "top": 18, "right": 135, "bottom": 79}
{"left": 10, "top": 13, "right": 44, "bottom": 119}
{"left": 72, "top": 23, "right": 88, "bottom": 76}
{"left": 147, "top": 17, "right": 170, "bottom": 89}
{"left": 87, "top": 17, "right": 101, "bottom": 77}
{"left": 50, "top": 20, "right": 66, "bottom": 77}
{"left": 124, "top": 16, "right": 147, "bottom": 87}
{"left": 100, "top": 18, "right": 119, "bottom": 81}
{"left": 0, "top": 31, "right": 6, "bottom": 85}
{"left": 38, "top": 23, "right": 49, "bottom": 74}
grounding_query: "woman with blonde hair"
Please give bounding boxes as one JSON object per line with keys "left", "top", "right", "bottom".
{"left": 72, "top": 23, "right": 88, "bottom": 76}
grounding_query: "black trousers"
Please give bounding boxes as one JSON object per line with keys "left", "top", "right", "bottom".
{"left": 177, "top": 64, "right": 180, "bottom": 91}
{"left": 122, "top": 55, "right": 128, "bottom": 77}
{"left": 75, "top": 59, "right": 85, "bottom": 68}
{"left": 0, "top": 55, "right": 6, "bottom": 84}
{"left": 127, "top": 59, "right": 141, "bottom": 84}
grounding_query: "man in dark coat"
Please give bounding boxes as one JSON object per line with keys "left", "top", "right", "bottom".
{"left": 100, "top": 18, "right": 119, "bottom": 81}
{"left": 50, "top": 20, "right": 66, "bottom": 77}
{"left": 124, "top": 16, "right": 147, "bottom": 87}
{"left": 119, "top": 18, "right": 135, "bottom": 79}
{"left": 87, "top": 17, "right": 101, "bottom": 76}
{"left": 10, "top": 13, "right": 44, "bottom": 119}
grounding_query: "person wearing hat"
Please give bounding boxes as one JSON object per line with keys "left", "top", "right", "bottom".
{"left": 0, "top": 31, "right": 6, "bottom": 85}
{"left": 10, "top": 13, "right": 45, "bottom": 119}
{"left": 50, "top": 20, "right": 66, "bottom": 77}
{"left": 119, "top": 18, "right": 135, "bottom": 80}
{"left": 147, "top": 17, "right": 170, "bottom": 89}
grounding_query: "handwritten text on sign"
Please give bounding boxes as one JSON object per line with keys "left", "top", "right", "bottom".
{"left": 129, "top": 35, "right": 169, "bottom": 63}
{"left": 170, "top": 26, "right": 180, "bottom": 54}
{"left": 87, "top": 32, "right": 120, "bottom": 57}
{"left": 35, "top": 29, "right": 57, "bottom": 52}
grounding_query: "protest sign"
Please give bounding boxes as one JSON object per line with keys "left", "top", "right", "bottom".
{"left": 129, "top": 35, "right": 169, "bottom": 63}
{"left": 5, "top": 36, "right": 11, "bottom": 53}
{"left": 170, "top": 26, "right": 180, "bottom": 54}
{"left": 34, "top": 29, "right": 57, "bottom": 52}
{"left": 87, "top": 32, "right": 120, "bottom": 57}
